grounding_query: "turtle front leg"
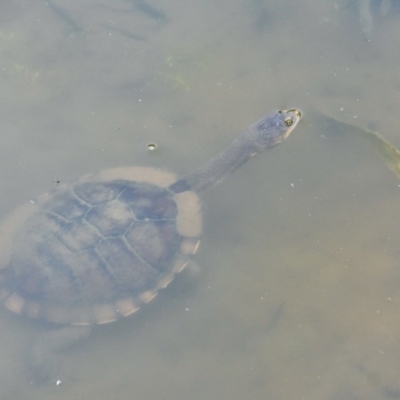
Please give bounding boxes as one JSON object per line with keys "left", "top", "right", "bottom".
{"left": 358, "top": 0, "right": 374, "bottom": 41}
{"left": 380, "top": 0, "right": 392, "bottom": 16}
{"left": 27, "top": 325, "right": 92, "bottom": 384}
{"left": 358, "top": 0, "right": 393, "bottom": 41}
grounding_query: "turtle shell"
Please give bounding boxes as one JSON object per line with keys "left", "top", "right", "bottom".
{"left": 0, "top": 167, "right": 202, "bottom": 325}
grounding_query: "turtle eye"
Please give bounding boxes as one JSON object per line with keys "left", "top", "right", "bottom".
{"left": 284, "top": 117, "right": 293, "bottom": 126}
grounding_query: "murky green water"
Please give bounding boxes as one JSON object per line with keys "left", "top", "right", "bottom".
{"left": 0, "top": 0, "right": 400, "bottom": 399}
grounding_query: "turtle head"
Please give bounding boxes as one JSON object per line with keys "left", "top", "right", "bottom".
{"left": 252, "top": 109, "right": 302, "bottom": 151}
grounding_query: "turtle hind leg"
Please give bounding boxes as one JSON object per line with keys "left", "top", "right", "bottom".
{"left": 26, "top": 325, "right": 92, "bottom": 384}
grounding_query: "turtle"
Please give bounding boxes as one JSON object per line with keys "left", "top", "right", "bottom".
{"left": 0, "top": 108, "right": 301, "bottom": 382}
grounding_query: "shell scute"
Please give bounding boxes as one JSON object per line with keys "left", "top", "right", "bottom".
{"left": 96, "top": 237, "right": 160, "bottom": 293}
{"left": 119, "top": 183, "right": 177, "bottom": 220}
{"left": 85, "top": 200, "right": 135, "bottom": 237}
{"left": 44, "top": 189, "right": 90, "bottom": 221}
{"left": 125, "top": 220, "right": 180, "bottom": 272}
{"left": 74, "top": 181, "right": 124, "bottom": 204}
{"left": 67, "top": 249, "right": 120, "bottom": 303}
{"left": 58, "top": 219, "right": 102, "bottom": 252}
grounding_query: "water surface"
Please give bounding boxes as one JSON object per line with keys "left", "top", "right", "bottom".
{"left": 0, "top": 0, "right": 399, "bottom": 399}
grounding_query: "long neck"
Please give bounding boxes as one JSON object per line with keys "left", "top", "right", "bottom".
{"left": 170, "top": 125, "right": 263, "bottom": 194}
{"left": 168, "top": 109, "right": 301, "bottom": 194}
